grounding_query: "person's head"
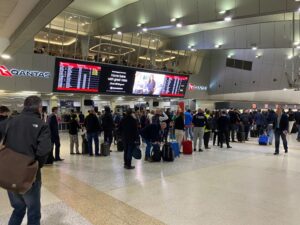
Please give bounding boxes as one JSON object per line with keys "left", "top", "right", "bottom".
{"left": 221, "top": 110, "right": 227, "bottom": 116}
{"left": 0, "top": 106, "right": 10, "bottom": 116}
{"left": 160, "top": 122, "right": 167, "bottom": 130}
{"left": 206, "top": 110, "right": 210, "bottom": 115}
{"left": 24, "top": 96, "right": 43, "bottom": 114}
{"left": 187, "top": 109, "right": 191, "bottom": 113}
{"left": 276, "top": 107, "right": 283, "bottom": 116}
{"left": 126, "top": 108, "right": 133, "bottom": 116}
{"left": 89, "top": 109, "right": 95, "bottom": 114}
{"left": 155, "top": 108, "right": 161, "bottom": 115}
{"left": 105, "top": 106, "right": 111, "bottom": 114}
{"left": 52, "top": 106, "right": 58, "bottom": 114}
{"left": 71, "top": 114, "right": 77, "bottom": 120}
{"left": 198, "top": 108, "right": 203, "bottom": 114}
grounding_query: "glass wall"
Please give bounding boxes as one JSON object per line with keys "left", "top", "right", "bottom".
{"left": 34, "top": 11, "right": 201, "bottom": 75}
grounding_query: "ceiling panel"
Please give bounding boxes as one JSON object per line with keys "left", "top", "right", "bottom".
{"left": 235, "top": 0, "right": 259, "bottom": 17}
{"left": 260, "top": 0, "right": 285, "bottom": 14}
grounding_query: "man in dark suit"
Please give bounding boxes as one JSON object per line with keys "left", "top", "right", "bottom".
{"left": 273, "top": 108, "right": 289, "bottom": 155}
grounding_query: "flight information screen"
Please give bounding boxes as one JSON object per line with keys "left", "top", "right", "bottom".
{"left": 160, "top": 75, "right": 189, "bottom": 97}
{"left": 55, "top": 61, "right": 101, "bottom": 93}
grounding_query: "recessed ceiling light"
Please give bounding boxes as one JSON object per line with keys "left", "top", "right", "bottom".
{"left": 252, "top": 46, "right": 258, "bottom": 50}
{"left": 1, "top": 54, "right": 11, "bottom": 59}
{"left": 170, "top": 18, "right": 177, "bottom": 22}
{"left": 191, "top": 48, "right": 196, "bottom": 52}
{"left": 219, "top": 10, "right": 226, "bottom": 14}
{"left": 142, "top": 27, "right": 148, "bottom": 32}
{"left": 112, "top": 27, "right": 117, "bottom": 31}
{"left": 255, "top": 54, "right": 262, "bottom": 58}
{"left": 176, "top": 23, "right": 182, "bottom": 28}
{"left": 137, "top": 23, "right": 142, "bottom": 27}
{"left": 117, "top": 31, "right": 122, "bottom": 35}
{"left": 227, "top": 54, "right": 233, "bottom": 58}
{"left": 283, "top": 88, "right": 288, "bottom": 91}
{"left": 215, "top": 44, "right": 222, "bottom": 48}
{"left": 224, "top": 16, "right": 232, "bottom": 22}
{"left": 288, "top": 55, "right": 293, "bottom": 59}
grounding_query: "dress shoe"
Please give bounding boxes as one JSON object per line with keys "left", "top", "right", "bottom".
{"left": 124, "top": 165, "right": 135, "bottom": 169}
{"left": 76, "top": 152, "right": 81, "bottom": 155}
{"left": 70, "top": 153, "right": 75, "bottom": 155}
{"left": 54, "top": 158, "right": 64, "bottom": 161}
{"left": 205, "top": 147, "right": 211, "bottom": 150}
{"left": 194, "top": 149, "right": 196, "bottom": 152}
{"left": 199, "top": 149, "right": 203, "bottom": 152}
{"left": 285, "top": 151, "right": 288, "bottom": 154}
{"left": 273, "top": 152, "right": 279, "bottom": 155}
{"left": 227, "top": 146, "right": 232, "bottom": 149}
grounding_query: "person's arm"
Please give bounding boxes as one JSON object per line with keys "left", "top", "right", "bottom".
{"left": 159, "top": 112, "right": 168, "bottom": 122}
{"left": 36, "top": 125, "right": 52, "bottom": 168}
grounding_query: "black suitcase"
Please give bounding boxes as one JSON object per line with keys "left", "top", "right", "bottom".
{"left": 81, "top": 134, "right": 89, "bottom": 154}
{"left": 162, "top": 143, "right": 174, "bottom": 162}
{"left": 101, "top": 142, "right": 110, "bottom": 156}
{"left": 250, "top": 129, "right": 258, "bottom": 138}
{"left": 237, "top": 131, "right": 245, "bottom": 142}
{"left": 151, "top": 144, "right": 161, "bottom": 162}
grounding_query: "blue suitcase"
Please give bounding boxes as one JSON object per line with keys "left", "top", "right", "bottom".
{"left": 258, "top": 135, "right": 268, "bottom": 145}
{"left": 170, "top": 141, "right": 180, "bottom": 158}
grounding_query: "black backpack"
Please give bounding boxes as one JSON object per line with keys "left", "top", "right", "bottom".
{"left": 162, "top": 143, "right": 174, "bottom": 162}
{"left": 151, "top": 144, "right": 161, "bottom": 162}
{"left": 206, "top": 117, "right": 212, "bottom": 130}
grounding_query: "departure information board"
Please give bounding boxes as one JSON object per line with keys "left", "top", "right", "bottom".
{"left": 160, "top": 75, "right": 189, "bottom": 97}
{"left": 56, "top": 62, "right": 101, "bottom": 93}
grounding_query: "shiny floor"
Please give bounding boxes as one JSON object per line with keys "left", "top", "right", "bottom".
{"left": 1, "top": 133, "right": 300, "bottom": 225}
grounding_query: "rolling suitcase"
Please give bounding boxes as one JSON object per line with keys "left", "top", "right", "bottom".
{"left": 182, "top": 140, "right": 193, "bottom": 155}
{"left": 258, "top": 135, "right": 268, "bottom": 145}
{"left": 162, "top": 143, "right": 174, "bottom": 162}
{"left": 81, "top": 134, "right": 89, "bottom": 154}
{"left": 170, "top": 141, "right": 180, "bottom": 158}
{"left": 151, "top": 144, "right": 161, "bottom": 162}
{"left": 101, "top": 142, "right": 110, "bottom": 156}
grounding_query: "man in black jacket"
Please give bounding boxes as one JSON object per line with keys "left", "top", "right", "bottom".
{"left": 0, "top": 96, "right": 52, "bottom": 225}
{"left": 140, "top": 122, "right": 166, "bottom": 161}
{"left": 102, "top": 106, "right": 114, "bottom": 145}
{"left": 295, "top": 109, "right": 300, "bottom": 141}
{"left": 0, "top": 106, "right": 10, "bottom": 141}
{"left": 217, "top": 111, "right": 232, "bottom": 149}
{"left": 119, "top": 109, "right": 138, "bottom": 169}
{"left": 85, "top": 109, "right": 101, "bottom": 156}
{"left": 192, "top": 109, "right": 207, "bottom": 152}
{"left": 273, "top": 108, "right": 289, "bottom": 155}
{"left": 48, "top": 107, "right": 63, "bottom": 163}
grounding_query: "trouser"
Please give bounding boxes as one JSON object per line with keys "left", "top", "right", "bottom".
{"left": 70, "top": 134, "right": 79, "bottom": 154}
{"left": 144, "top": 139, "right": 152, "bottom": 158}
{"left": 193, "top": 127, "right": 204, "bottom": 150}
{"left": 185, "top": 126, "right": 193, "bottom": 140}
{"left": 175, "top": 129, "right": 185, "bottom": 151}
{"left": 52, "top": 138, "right": 61, "bottom": 160}
{"left": 213, "top": 131, "right": 220, "bottom": 146}
{"left": 219, "top": 130, "right": 230, "bottom": 148}
{"left": 298, "top": 125, "right": 300, "bottom": 140}
{"left": 257, "top": 125, "right": 264, "bottom": 135}
{"left": 267, "top": 124, "right": 274, "bottom": 144}
{"left": 230, "top": 124, "right": 237, "bottom": 141}
{"left": 244, "top": 125, "right": 250, "bottom": 140}
{"left": 8, "top": 181, "right": 41, "bottom": 225}
{"left": 87, "top": 132, "right": 99, "bottom": 155}
{"left": 124, "top": 142, "right": 134, "bottom": 167}
{"left": 104, "top": 130, "right": 113, "bottom": 145}
{"left": 275, "top": 129, "right": 288, "bottom": 154}
{"left": 204, "top": 132, "right": 211, "bottom": 148}
{"left": 164, "top": 127, "right": 169, "bottom": 142}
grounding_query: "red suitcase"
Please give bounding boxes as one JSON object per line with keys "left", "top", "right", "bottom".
{"left": 182, "top": 140, "right": 193, "bottom": 155}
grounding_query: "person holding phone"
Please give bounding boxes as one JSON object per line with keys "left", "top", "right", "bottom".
{"left": 273, "top": 107, "right": 289, "bottom": 155}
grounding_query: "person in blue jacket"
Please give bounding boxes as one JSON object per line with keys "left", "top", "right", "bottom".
{"left": 273, "top": 107, "right": 289, "bottom": 155}
{"left": 184, "top": 109, "right": 193, "bottom": 140}
{"left": 140, "top": 122, "right": 166, "bottom": 161}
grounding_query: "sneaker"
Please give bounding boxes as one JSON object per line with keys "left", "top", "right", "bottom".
{"left": 124, "top": 165, "right": 135, "bottom": 169}
{"left": 285, "top": 150, "right": 288, "bottom": 154}
{"left": 70, "top": 153, "right": 75, "bottom": 155}
{"left": 274, "top": 152, "right": 279, "bottom": 155}
{"left": 199, "top": 149, "right": 203, "bottom": 152}
{"left": 205, "top": 147, "right": 211, "bottom": 150}
{"left": 54, "top": 158, "right": 64, "bottom": 161}
{"left": 227, "top": 146, "right": 232, "bottom": 149}
{"left": 194, "top": 149, "right": 196, "bottom": 152}
{"left": 76, "top": 152, "right": 81, "bottom": 155}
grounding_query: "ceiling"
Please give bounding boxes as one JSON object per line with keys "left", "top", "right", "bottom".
{"left": 67, "top": 0, "right": 139, "bottom": 18}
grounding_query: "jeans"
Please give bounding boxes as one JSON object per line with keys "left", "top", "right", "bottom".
{"left": 219, "top": 130, "right": 230, "bottom": 148}
{"left": 193, "top": 127, "right": 204, "bottom": 150}
{"left": 51, "top": 138, "right": 61, "bottom": 160}
{"left": 267, "top": 124, "right": 274, "bottom": 144}
{"left": 203, "top": 132, "right": 211, "bottom": 148}
{"left": 123, "top": 142, "right": 134, "bottom": 167}
{"left": 69, "top": 134, "right": 79, "bottom": 154}
{"left": 274, "top": 129, "right": 288, "bottom": 153}
{"left": 244, "top": 125, "right": 250, "bottom": 140}
{"left": 185, "top": 126, "right": 193, "bottom": 140}
{"left": 213, "top": 130, "right": 220, "bottom": 146}
{"left": 230, "top": 124, "right": 237, "bottom": 141}
{"left": 144, "top": 139, "right": 152, "bottom": 158}
{"left": 104, "top": 130, "right": 113, "bottom": 145}
{"left": 8, "top": 181, "right": 41, "bottom": 225}
{"left": 87, "top": 132, "right": 99, "bottom": 155}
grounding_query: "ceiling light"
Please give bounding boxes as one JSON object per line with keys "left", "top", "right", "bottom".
{"left": 255, "top": 54, "right": 262, "bottom": 58}
{"left": 191, "top": 48, "right": 196, "bottom": 52}
{"left": 252, "top": 46, "right": 258, "bottom": 50}
{"left": 288, "top": 55, "right": 293, "bottom": 59}
{"left": 117, "top": 31, "right": 122, "bottom": 35}
{"left": 227, "top": 54, "right": 234, "bottom": 58}
{"left": 224, "top": 16, "right": 232, "bottom": 22}
{"left": 215, "top": 44, "right": 222, "bottom": 49}
{"left": 283, "top": 88, "right": 288, "bottom": 91}
{"left": 112, "top": 27, "right": 117, "bottom": 31}
{"left": 188, "top": 45, "right": 194, "bottom": 49}
{"left": 142, "top": 27, "right": 148, "bottom": 32}
{"left": 176, "top": 23, "right": 182, "bottom": 28}
{"left": 170, "top": 18, "right": 177, "bottom": 22}
{"left": 137, "top": 23, "right": 142, "bottom": 27}
{"left": 219, "top": 10, "right": 226, "bottom": 14}
{"left": 293, "top": 42, "right": 299, "bottom": 46}
{"left": 297, "top": 45, "right": 300, "bottom": 49}
{"left": 1, "top": 54, "right": 11, "bottom": 59}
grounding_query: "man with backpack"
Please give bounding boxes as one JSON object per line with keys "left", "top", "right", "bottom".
{"left": 204, "top": 110, "right": 212, "bottom": 149}
{"left": 140, "top": 122, "right": 166, "bottom": 161}
{"left": 0, "top": 96, "right": 52, "bottom": 225}
{"left": 84, "top": 109, "right": 101, "bottom": 156}
{"left": 192, "top": 109, "right": 207, "bottom": 152}
{"left": 101, "top": 106, "right": 114, "bottom": 145}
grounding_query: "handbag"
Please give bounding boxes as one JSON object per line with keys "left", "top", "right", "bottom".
{"left": 0, "top": 121, "right": 38, "bottom": 194}
{"left": 132, "top": 146, "right": 142, "bottom": 160}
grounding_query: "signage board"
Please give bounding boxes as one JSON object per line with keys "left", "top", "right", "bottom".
{"left": 0, "top": 65, "right": 50, "bottom": 78}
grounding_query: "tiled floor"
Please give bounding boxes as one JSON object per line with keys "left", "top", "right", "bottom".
{"left": 0, "top": 133, "right": 300, "bottom": 225}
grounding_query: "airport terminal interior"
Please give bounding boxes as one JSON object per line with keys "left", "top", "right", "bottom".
{"left": 1, "top": 0, "right": 300, "bottom": 225}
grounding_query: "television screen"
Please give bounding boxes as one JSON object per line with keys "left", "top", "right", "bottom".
{"left": 84, "top": 100, "right": 94, "bottom": 106}
{"left": 132, "top": 71, "right": 188, "bottom": 97}
{"left": 99, "top": 65, "right": 136, "bottom": 95}
{"left": 54, "top": 59, "right": 101, "bottom": 93}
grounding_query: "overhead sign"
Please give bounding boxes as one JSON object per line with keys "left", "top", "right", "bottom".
{"left": 0, "top": 65, "right": 50, "bottom": 78}
{"left": 188, "top": 83, "right": 207, "bottom": 91}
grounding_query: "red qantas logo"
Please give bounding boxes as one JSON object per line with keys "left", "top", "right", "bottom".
{"left": 0, "top": 65, "right": 13, "bottom": 77}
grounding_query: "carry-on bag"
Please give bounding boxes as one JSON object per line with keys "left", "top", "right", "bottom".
{"left": 151, "top": 144, "right": 161, "bottom": 162}
{"left": 162, "top": 143, "right": 174, "bottom": 162}
{"left": 101, "top": 142, "right": 110, "bottom": 156}
{"left": 81, "top": 134, "right": 89, "bottom": 154}
{"left": 170, "top": 141, "right": 180, "bottom": 158}
{"left": 182, "top": 139, "right": 193, "bottom": 155}
{"left": 258, "top": 135, "right": 268, "bottom": 145}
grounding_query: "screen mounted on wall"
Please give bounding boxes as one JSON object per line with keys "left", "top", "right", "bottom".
{"left": 54, "top": 60, "right": 101, "bottom": 93}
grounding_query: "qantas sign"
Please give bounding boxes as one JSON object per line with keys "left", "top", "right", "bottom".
{"left": 0, "top": 65, "right": 50, "bottom": 78}
{"left": 188, "top": 83, "right": 207, "bottom": 91}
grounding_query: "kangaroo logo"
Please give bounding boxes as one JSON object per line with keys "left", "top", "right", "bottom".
{"left": 0, "top": 65, "right": 13, "bottom": 77}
